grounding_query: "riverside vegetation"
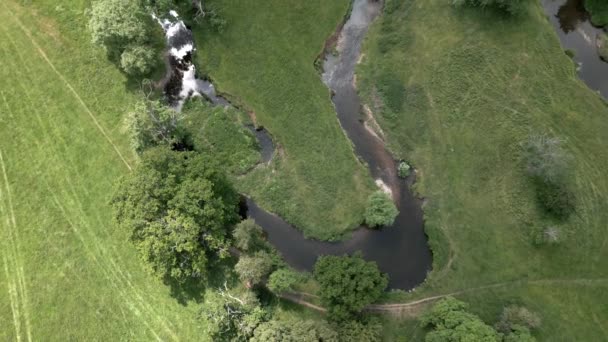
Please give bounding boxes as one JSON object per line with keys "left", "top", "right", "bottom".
{"left": 358, "top": 0, "right": 608, "bottom": 340}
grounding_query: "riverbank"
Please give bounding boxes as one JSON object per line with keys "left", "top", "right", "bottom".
{"left": 357, "top": 0, "right": 608, "bottom": 340}
{"left": 193, "top": 0, "right": 376, "bottom": 240}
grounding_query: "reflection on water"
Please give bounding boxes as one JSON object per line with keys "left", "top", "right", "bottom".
{"left": 543, "top": 0, "right": 608, "bottom": 98}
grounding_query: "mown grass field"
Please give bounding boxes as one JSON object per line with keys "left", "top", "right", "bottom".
{"left": 194, "top": 0, "right": 376, "bottom": 240}
{"left": 357, "top": 0, "right": 608, "bottom": 340}
{"left": 0, "top": 0, "right": 208, "bottom": 340}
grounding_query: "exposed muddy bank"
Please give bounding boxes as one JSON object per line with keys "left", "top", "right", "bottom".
{"left": 542, "top": 0, "right": 608, "bottom": 99}
{"left": 246, "top": 0, "right": 432, "bottom": 289}
{"left": 161, "top": 1, "right": 431, "bottom": 289}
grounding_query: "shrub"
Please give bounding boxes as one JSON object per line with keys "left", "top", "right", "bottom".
{"left": 495, "top": 306, "right": 542, "bottom": 334}
{"left": 233, "top": 219, "right": 266, "bottom": 252}
{"left": 521, "top": 134, "right": 570, "bottom": 184}
{"left": 421, "top": 297, "right": 501, "bottom": 342}
{"left": 120, "top": 44, "right": 156, "bottom": 75}
{"left": 235, "top": 251, "right": 275, "bottom": 286}
{"left": 535, "top": 180, "right": 575, "bottom": 219}
{"left": 365, "top": 191, "right": 398, "bottom": 228}
{"left": 598, "top": 33, "right": 608, "bottom": 62}
{"left": 398, "top": 161, "right": 411, "bottom": 178}
{"left": 267, "top": 268, "right": 307, "bottom": 293}
{"left": 585, "top": 0, "right": 608, "bottom": 27}
{"left": 126, "top": 100, "right": 186, "bottom": 154}
{"left": 532, "top": 225, "right": 562, "bottom": 245}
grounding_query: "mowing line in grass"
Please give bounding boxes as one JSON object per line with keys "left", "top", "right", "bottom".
{"left": 1, "top": 2, "right": 132, "bottom": 171}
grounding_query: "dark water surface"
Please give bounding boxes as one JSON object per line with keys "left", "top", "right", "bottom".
{"left": 162, "top": 1, "right": 432, "bottom": 289}
{"left": 542, "top": 0, "right": 608, "bottom": 98}
{"left": 246, "top": 0, "right": 432, "bottom": 289}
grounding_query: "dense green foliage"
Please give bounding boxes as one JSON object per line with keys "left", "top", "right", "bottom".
{"left": 87, "top": 0, "right": 159, "bottom": 75}
{"left": 126, "top": 99, "right": 186, "bottom": 154}
{"left": 313, "top": 255, "right": 387, "bottom": 321}
{"left": 234, "top": 251, "right": 274, "bottom": 286}
{"left": 364, "top": 191, "right": 398, "bottom": 228}
{"left": 495, "top": 306, "right": 541, "bottom": 336}
{"left": 112, "top": 147, "right": 240, "bottom": 283}
{"left": 398, "top": 161, "right": 411, "bottom": 178}
{"left": 232, "top": 219, "right": 266, "bottom": 252}
{"left": 421, "top": 297, "right": 500, "bottom": 342}
{"left": 251, "top": 317, "right": 338, "bottom": 342}
{"left": 200, "top": 289, "right": 267, "bottom": 341}
{"left": 195, "top": 0, "right": 375, "bottom": 240}
{"left": 267, "top": 268, "right": 307, "bottom": 293}
{"left": 521, "top": 134, "right": 575, "bottom": 219}
{"left": 451, "top": 0, "right": 530, "bottom": 15}
{"left": 333, "top": 319, "right": 383, "bottom": 342}
{"left": 358, "top": 0, "right": 608, "bottom": 339}
{"left": 585, "top": 0, "right": 608, "bottom": 26}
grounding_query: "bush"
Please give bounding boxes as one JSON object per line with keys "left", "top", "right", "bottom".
{"left": 267, "top": 268, "right": 307, "bottom": 293}
{"left": 120, "top": 44, "right": 156, "bottom": 75}
{"left": 532, "top": 226, "right": 562, "bottom": 245}
{"left": 126, "top": 100, "right": 186, "bottom": 154}
{"left": 313, "top": 254, "right": 388, "bottom": 321}
{"left": 233, "top": 219, "right": 266, "bottom": 252}
{"left": 235, "top": 251, "right": 275, "bottom": 286}
{"left": 364, "top": 191, "right": 398, "bottom": 228}
{"left": 598, "top": 33, "right": 608, "bottom": 62}
{"left": 398, "top": 161, "right": 411, "bottom": 178}
{"left": 585, "top": 0, "right": 608, "bottom": 27}
{"left": 495, "top": 306, "right": 541, "bottom": 334}
{"left": 535, "top": 180, "right": 575, "bottom": 219}
{"left": 421, "top": 297, "right": 501, "bottom": 342}
{"left": 451, "top": 0, "right": 530, "bottom": 15}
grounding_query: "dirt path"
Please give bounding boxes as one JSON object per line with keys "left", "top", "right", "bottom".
{"left": 281, "top": 278, "right": 608, "bottom": 317}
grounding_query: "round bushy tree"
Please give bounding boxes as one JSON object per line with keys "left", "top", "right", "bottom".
{"left": 233, "top": 219, "right": 266, "bottom": 252}
{"left": 313, "top": 254, "right": 388, "bottom": 321}
{"left": 364, "top": 191, "right": 398, "bottom": 228}
{"left": 267, "top": 268, "right": 306, "bottom": 293}
{"left": 120, "top": 44, "right": 156, "bottom": 75}
{"left": 112, "top": 147, "right": 240, "bottom": 283}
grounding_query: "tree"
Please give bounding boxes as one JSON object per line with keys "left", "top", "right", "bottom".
{"left": 235, "top": 251, "right": 274, "bottom": 287}
{"left": 503, "top": 325, "right": 535, "bottom": 342}
{"left": 364, "top": 191, "right": 398, "bottom": 228}
{"left": 421, "top": 297, "right": 501, "bottom": 342}
{"left": 251, "top": 317, "right": 338, "bottom": 342}
{"left": 126, "top": 100, "right": 186, "bottom": 154}
{"left": 88, "top": 0, "right": 157, "bottom": 75}
{"left": 120, "top": 45, "right": 156, "bottom": 76}
{"left": 112, "top": 147, "right": 240, "bottom": 283}
{"left": 232, "top": 219, "right": 266, "bottom": 252}
{"left": 313, "top": 254, "right": 388, "bottom": 321}
{"left": 267, "top": 268, "right": 306, "bottom": 293}
{"left": 495, "top": 306, "right": 541, "bottom": 334}
{"left": 200, "top": 288, "right": 268, "bottom": 341}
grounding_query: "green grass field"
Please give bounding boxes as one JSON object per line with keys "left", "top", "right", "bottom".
{"left": 0, "top": 0, "right": 208, "bottom": 340}
{"left": 357, "top": 0, "right": 608, "bottom": 340}
{"left": 194, "top": 0, "right": 375, "bottom": 240}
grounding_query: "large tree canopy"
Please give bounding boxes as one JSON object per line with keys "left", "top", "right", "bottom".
{"left": 112, "top": 147, "right": 240, "bottom": 283}
{"left": 313, "top": 254, "right": 388, "bottom": 321}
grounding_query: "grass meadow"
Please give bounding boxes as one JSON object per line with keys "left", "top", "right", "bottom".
{"left": 357, "top": 0, "right": 608, "bottom": 340}
{"left": 0, "top": 0, "right": 207, "bottom": 340}
{"left": 194, "top": 0, "right": 376, "bottom": 240}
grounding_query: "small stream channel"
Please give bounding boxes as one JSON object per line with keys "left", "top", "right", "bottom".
{"left": 158, "top": 0, "right": 432, "bottom": 290}
{"left": 542, "top": 0, "right": 608, "bottom": 99}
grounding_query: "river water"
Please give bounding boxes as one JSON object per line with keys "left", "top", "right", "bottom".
{"left": 159, "top": 0, "right": 432, "bottom": 290}
{"left": 246, "top": 0, "right": 432, "bottom": 290}
{"left": 542, "top": 0, "right": 608, "bottom": 98}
